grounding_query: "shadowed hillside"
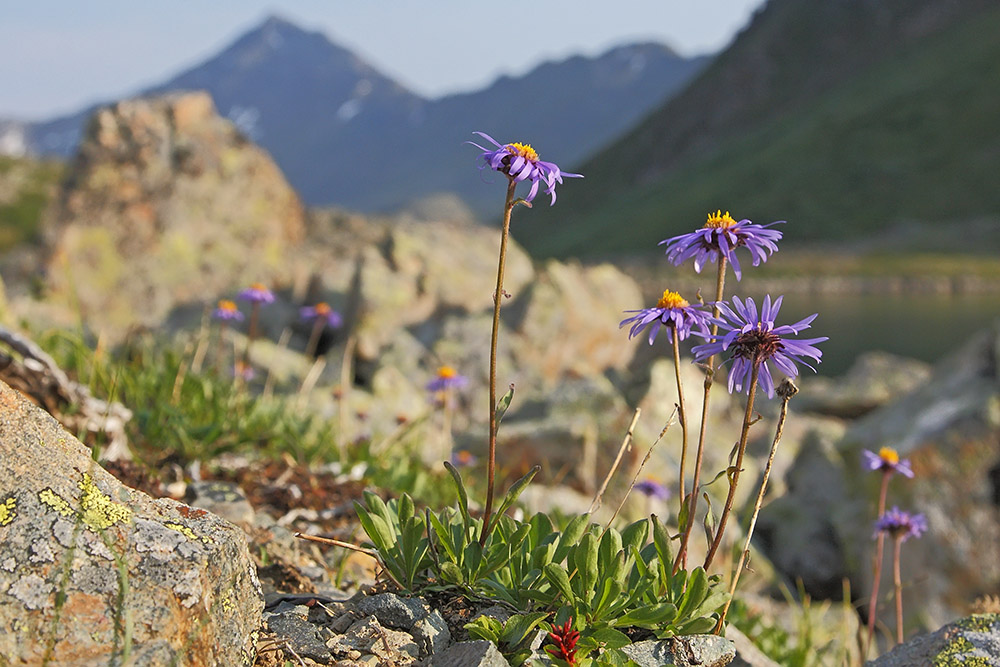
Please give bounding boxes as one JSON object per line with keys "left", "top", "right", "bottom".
{"left": 518, "top": 0, "right": 1000, "bottom": 258}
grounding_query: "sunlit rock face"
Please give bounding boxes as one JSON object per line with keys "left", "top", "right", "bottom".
{"left": 43, "top": 91, "right": 305, "bottom": 338}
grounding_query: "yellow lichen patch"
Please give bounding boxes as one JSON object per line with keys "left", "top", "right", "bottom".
{"left": 38, "top": 488, "right": 74, "bottom": 517}
{"left": 78, "top": 473, "right": 132, "bottom": 531}
{"left": 165, "top": 522, "right": 214, "bottom": 545}
{"left": 0, "top": 496, "right": 16, "bottom": 526}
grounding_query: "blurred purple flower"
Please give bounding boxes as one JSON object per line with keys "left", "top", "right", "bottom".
{"left": 863, "top": 447, "right": 914, "bottom": 478}
{"left": 874, "top": 507, "right": 927, "bottom": 542}
{"left": 620, "top": 289, "right": 713, "bottom": 346}
{"left": 468, "top": 132, "right": 582, "bottom": 205}
{"left": 213, "top": 299, "right": 244, "bottom": 322}
{"left": 427, "top": 366, "right": 469, "bottom": 393}
{"left": 635, "top": 479, "right": 670, "bottom": 501}
{"left": 233, "top": 361, "right": 255, "bottom": 381}
{"left": 450, "top": 450, "right": 478, "bottom": 468}
{"left": 692, "top": 295, "right": 826, "bottom": 398}
{"left": 659, "top": 210, "right": 783, "bottom": 280}
{"left": 300, "top": 302, "right": 343, "bottom": 328}
{"left": 238, "top": 282, "right": 275, "bottom": 305}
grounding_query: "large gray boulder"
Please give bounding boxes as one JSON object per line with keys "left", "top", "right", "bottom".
{"left": 868, "top": 614, "right": 1000, "bottom": 666}
{"left": 0, "top": 379, "right": 263, "bottom": 665}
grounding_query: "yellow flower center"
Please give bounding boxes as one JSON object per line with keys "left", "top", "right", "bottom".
{"left": 250, "top": 282, "right": 267, "bottom": 291}
{"left": 455, "top": 450, "right": 474, "bottom": 464}
{"left": 218, "top": 299, "right": 238, "bottom": 312}
{"left": 437, "top": 366, "right": 458, "bottom": 379}
{"left": 879, "top": 447, "right": 900, "bottom": 465}
{"left": 314, "top": 302, "right": 331, "bottom": 315}
{"left": 656, "top": 289, "right": 690, "bottom": 309}
{"left": 506, "top": 142, "right": 539, "bottom": 162}
{"left": 703, "top": 210, "right": 737, "bottom": 229}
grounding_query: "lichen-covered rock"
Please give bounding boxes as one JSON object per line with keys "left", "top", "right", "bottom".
{"left": 868, "top": 614, "right": 1000, "bottom": 666}
{"left": 43, "top": 91, "right": 305, "bottom": 338}
{"left": 0, "top": 379, "right": 263, "bottom": 665}
{"left": 621, "top": 635, "right": 736, "bottom": 666}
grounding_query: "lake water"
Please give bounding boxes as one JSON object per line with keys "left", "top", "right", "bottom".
{"left": 772, "top": 292, "right": 998, "bottom": 376}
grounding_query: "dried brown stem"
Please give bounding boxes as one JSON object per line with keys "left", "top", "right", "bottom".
{"left": 589, "top": 408, "right": 641, "bottom": 513}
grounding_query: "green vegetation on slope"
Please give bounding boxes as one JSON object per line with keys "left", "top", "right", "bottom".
{"left": 520, "top": 4, "right": 1000, "bottom": 259}
{"left": 0, "top": 155, "right": 63, "bottom": 253}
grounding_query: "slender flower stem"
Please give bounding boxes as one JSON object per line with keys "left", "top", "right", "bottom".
{"left": 245, "top": 302, "right": 261, "bottom": 365}
{"left": 305, "top": 318, "right": 325, "bottom": 359}
{"left": 864, "top": 470, "right": 892, "bottom": 658}
{"left": 479, "top": 178, "right": 518, "bottom": 546}
{"left": 893, "top": 535, "right": 904, "bottom": 645}
{"left": 892, "top": 533, "right": 903, "bottom": 644}
{"left": 672, "top": 326, "right": 689, "bottom": 519}
{"left": 674, "top": 257, "right": 728, "bottom": 573}
{"left": 716, "top": 379, "right": 797, "bottom": 631}
{"left": 703, "top": 361, "right": 759, "bottom": 571}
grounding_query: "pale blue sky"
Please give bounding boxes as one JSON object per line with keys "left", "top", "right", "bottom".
{"left": 1, "top": 1, "right": 766, "bottom": 120}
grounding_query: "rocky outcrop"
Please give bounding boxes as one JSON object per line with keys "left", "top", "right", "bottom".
{"left": 43, "top": 91, "right": 305, "bottom": 335}
{"left": 0, "top": 379, "right": 263, "bottom": 665}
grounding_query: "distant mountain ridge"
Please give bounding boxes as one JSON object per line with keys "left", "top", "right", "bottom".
{"left": 516, "top": 0, "right": 1000, "bottom": 258}
{"left": 10, "top": 15, "right": 708, "bottom": 215}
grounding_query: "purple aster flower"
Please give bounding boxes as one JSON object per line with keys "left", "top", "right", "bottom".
{"left": 213, "top": 299, "right": 244, "bottom": 322}
{"left": 692, "top": 295, "right": 827, "bottom": 399}
{"left": 619, "top": 289, "right": 713, "bottom": 346}
{"left": 659, "top": 210, "right": 784, "bottom": 281}
{"left": 300, "top": 302, "right": 343, "bottom": 328}
{"left": 238, "top": 282, "right": 275, "bottom": 305}
{"left": 635, "top": 479, "right": 670, "bottom": 502}
{"left": 426, "top": 366, "right": 469, "bottom": 393}
{"left": 874, "top": 507, "right": 927, "bottom": 542}
{"left": 863, "top": 447, "right": 914, "bottom": 478}
{"left": 468, "top": 132, "right": 582, "bottom": 205}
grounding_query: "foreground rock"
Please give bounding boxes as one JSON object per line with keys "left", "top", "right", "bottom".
{"left": 868, "top": 613, "right": 1000, "bottom": 666}
{"left": 0, "top": 380, "right": 263, "bottom": 665}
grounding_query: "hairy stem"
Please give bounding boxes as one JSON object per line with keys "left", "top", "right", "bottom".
{"left": 674, "top": 256, "right": 728, "bottom": 572}
{"left": 672, "top": 326, "right": 688, "bottom": 518}
{"left": 479, "top": 178, "right": 517, "bottom": 546}
{"left": 863, "top": 470, "right": 892, "bottom": 658}
{"left": 716, "top": 380, "right": 796, "bottom": 631}
{"left": 703, "top": 360, "right": 759, "bottom": 570}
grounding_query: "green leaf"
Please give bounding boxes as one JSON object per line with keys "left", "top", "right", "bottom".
{"left": 590, "top": 576, "right": 623, "bottom": 621}
{"left": 439, "top": 561, "right": 464, "bottom": 585}
{"left": 494, "top": 383, "right": 515, "bottom": 429}
{"left": 442, "top": 461, "right": 470, "bottom": 528}
{"left": 675, "top": 616, "right": 718, "bottom": 635}
{"left": 427, "top": 510, "right": 458, "bottom": 562}
{"left": 651, "top": 514, "right": 673, "bottom": 571}
{"left": 691, "top": 589, "right": 731, "bottom": 618}
{"left": 354, "top": 502, "right": 394, "bottom": 555}
{"left": 544, "top": 563, "right": 575, "bottom": 602}
{"left": 554, "top": 514, "right": 591, "bottom": 563}
{"left": 464, "top": 615, "right": 502, "bottom": 643}
{"left": 677, "top": 567, "right": 709, "bottom": 620}
{"left": 598, "top": 527, "right": 623, "bottom": 573}
{"left": 614, "top": 603, "right": 678, "bottom": 628}
{"left": 574, "top": 533, "right": 599, "bottom": 602}
{"left": 587, "top": 626, "right": 631, "bottom": 650}
{"left": 398, "top": 493, "right": 414, "bottom": 525}
{"left": 500, "top": 612, "right": 549, "bottom": 649}
{"left": 702, "top": 493, "right": 716, "bottom": 548}
{"left": 494, "top": 465, "right": 540, "bottom": 520}
{"left": 676, "top": 493, "right": 692, "bottom": 533}
{"left": 464, "top": 541, "right": 484, "bottom": 579}
{"left": 619, "top": 519, "right": 648, "bottom": 557}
